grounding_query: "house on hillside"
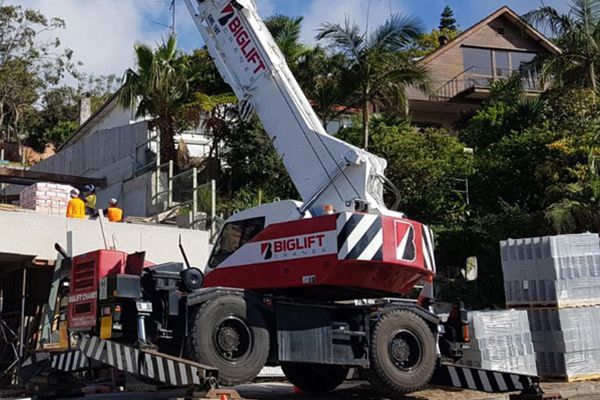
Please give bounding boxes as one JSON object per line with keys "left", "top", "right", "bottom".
{"left": 6, "top": 92, "right": 213, "bottom": 219}
{"left": 407, "top": 6, "right": 561, "bottom": 128}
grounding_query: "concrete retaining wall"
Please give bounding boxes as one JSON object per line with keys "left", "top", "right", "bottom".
{"left": 0, "top": 210, "right": 211, "bottom": 269}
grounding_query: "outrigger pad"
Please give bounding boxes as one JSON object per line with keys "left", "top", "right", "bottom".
{"left": 430, "top": 363, "right": 540, "bottom": 393}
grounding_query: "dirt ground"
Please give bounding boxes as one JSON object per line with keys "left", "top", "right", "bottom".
{"left": 50, "top": 380, "right": 600, "bottom": 400}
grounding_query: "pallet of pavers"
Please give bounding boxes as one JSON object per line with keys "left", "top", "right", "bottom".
{"left": 458, "top": 309, "right": 537, "bottom": 376}
{"left": 500, "top": 233, "right": 600, "bottom": 381}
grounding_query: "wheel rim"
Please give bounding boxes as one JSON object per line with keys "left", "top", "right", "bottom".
{"left": 388, "top": 329, "right": 423, "bottom": 372}
{"left": 213, "top": 316, "right": 252, "bottom": 364}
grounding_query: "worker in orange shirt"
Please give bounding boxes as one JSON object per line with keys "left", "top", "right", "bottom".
{"left": 106, "top": 198, "right": 123, "bottom": 222}
{"left": 66, "top": 189, "right": 85, "bottom": 219}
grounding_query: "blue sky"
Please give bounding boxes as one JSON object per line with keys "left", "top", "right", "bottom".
{"left": 14, "top": 0, "right": 570, "bottom": 80}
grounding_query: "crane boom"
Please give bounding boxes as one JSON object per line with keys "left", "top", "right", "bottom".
{"left": 184, "top": 0, "right": 393, "bottom": 215}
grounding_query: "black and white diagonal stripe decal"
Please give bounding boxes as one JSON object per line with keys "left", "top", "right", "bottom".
{"left": 51, "top": 349, "right": 88, "bottom": 372}
{"left": 337, "top": 213, "right": 383, "bottom": 261}
{"left": 422, "top": 225, "right": 436, "bottom": 272}
{"left": 238, "top": 99, "right": 255, "bottom": 121}
{"left": 76, "top": 335, "right": 209, "bottom": 387}
{"left": 431, "top": 364, "right": 536, "bottom": 393}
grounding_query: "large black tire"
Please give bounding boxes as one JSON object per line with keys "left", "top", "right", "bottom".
{"left": 365, "top": 309, "right": 436, "bottom": 395}
{"left": 281, "top": 363, "right": 348, "bottom": 394}
{"left": 186, "top": 295, "right": 269, "bottom": 386}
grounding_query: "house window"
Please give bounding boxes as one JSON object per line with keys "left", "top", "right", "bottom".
{"left": 511, "top": 52, "right": 536, "bottom": 70}
{"left": 463, "top": 47, "right": 538, "bottom": 76}
{"left": 495, "top": 50, "right": 510, "bottom": 77}
{"left": 462, "top": 47, "right": 493, "bottom": 76}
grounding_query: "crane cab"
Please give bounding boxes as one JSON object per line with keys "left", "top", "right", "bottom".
{"left": 204, "top": 205, "right": 436, "bottom": 300}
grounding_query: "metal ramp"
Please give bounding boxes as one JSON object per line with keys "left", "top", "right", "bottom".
{"left": 430, "top": 363, "right": 560, "bottom": 399}
{"left": 48, "top": 335, "right": 219, "bottom": 389}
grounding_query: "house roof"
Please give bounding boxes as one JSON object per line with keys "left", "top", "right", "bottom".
{"left": 419, "top": 6, "right": 562, "bottom": 67}
{"left": 58, "top": 88, "right": 123, "bottom": 151}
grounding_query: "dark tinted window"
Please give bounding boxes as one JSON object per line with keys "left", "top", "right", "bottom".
{"left": 495, "top": 50, "right": 510, "bottom": 76}
{"left": 462, "top": 47, "right": 492, "bottom": 76}
{"left": 511, "top": 52, "right": 536, "bottom": 70}
{"left": 208, "top": 217, "right": 265, "bottom": 268}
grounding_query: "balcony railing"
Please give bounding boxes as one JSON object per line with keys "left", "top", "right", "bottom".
{"left": 430, "top": 66, "right": 541, "bottom": 102}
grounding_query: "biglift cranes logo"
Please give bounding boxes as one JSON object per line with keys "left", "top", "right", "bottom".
{"left": 217, "top": 2, "right": 267, "bottom": 75}
{"left": 260, "top": 234, "right": 327, "bottom": 260}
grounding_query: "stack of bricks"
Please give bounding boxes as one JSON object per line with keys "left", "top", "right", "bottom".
{"left": 19, "top": 182, "right": 75, "bottom": 216}
{"left": 501, "top": 233, "right": 600, "bottom": 381}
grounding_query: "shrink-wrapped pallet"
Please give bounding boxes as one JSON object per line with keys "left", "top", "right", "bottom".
{"left": 528, "top": 307, "right": 600, "bottom": 379}
{"left": 455, "top": 310, "right": 537, "bottom": 376}
{"left": 19, "top": 182, "right": 75, "bottom": 216}
{"left": 500, "top": 233, "right": 600, "bottom": 307}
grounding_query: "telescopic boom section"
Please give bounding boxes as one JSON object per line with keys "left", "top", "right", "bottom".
{"left": 184, "top": 0, "right": 392, "bottom": 216}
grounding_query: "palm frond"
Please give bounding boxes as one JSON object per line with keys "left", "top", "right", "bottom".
{"left": 317, "top": 18, "right": 364, "bottom": 60}
{"left": 523, "top": 6, "right": 574, "bottom": 36}
{"left": 366, "top": 13, "right": 423, "bottom": 52}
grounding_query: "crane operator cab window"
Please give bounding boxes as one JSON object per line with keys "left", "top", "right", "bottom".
{"left": 208, "top": 217, "right": 265, "bottom": 268}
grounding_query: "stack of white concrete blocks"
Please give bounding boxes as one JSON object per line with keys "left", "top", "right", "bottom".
{"left": 19, "top": 182, "right": 75, "bottom": 216}
{"left": 458, "top": 310, "right": 537, "bottom": 375}
{"left": 501, "top": 233, "right": 600, "bottom": 380}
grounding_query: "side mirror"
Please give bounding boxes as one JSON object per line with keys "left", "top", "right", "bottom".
{"left": 461, "top": 256, "right": 478, "bottom": 282}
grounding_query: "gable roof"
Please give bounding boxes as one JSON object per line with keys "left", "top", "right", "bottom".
{"left": 419, "top": 6, "right": 561, "bottom": 67}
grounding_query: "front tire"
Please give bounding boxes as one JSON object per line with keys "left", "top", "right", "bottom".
{"left": 186, "top": 295, "right": 269, "bottom": 386}
{"left": 366, "top": 309, "right": 436, "bottom": 395}
{"left": 281, "top": 363, "right": 348, "bottom": 394}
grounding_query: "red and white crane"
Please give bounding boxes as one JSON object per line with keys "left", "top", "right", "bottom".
{"left": 183, "top": 0, "right": 436, "bottom": 299}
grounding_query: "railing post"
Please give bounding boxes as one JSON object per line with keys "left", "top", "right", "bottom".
{"left": 192, "top": 167, "right": 198, "bottom": 227}
{"left": 211, "top": 179, "right": 216, "bottom": 239}
{"left": 154, "top": 133, "right": 161, "bottom": 208}
{"left": 168, "top": 160, "right": 174, "bottom": 209}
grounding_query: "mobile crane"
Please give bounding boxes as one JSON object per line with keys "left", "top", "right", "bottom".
{"left": 14, "top": 0, "right": 546, "bottom": 398}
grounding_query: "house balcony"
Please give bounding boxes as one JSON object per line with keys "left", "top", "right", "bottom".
{"left": 429, "top": 66, "right": 542, "bottom": 103}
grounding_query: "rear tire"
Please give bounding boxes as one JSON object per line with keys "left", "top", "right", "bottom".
{"left": 186, "top": 295, "right": 269, "bottom": 386}
{"left": 281, "top": 363, "right": 348, "bottom": 394}
{"left": 366, "top": 309, "right": 436, "bottom": 395}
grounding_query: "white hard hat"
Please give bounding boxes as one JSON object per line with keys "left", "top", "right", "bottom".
{"left": 70, "top": 189, "right": 80, "bottom": 198}
{"left": 109, "top": 198, "right": 118, "bottom": 205}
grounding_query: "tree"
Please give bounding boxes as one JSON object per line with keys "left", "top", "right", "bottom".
{"left": 439, "top": 6, "right": 458, "bottom": 31}
{"left": 265, "top": 15, "right": 309, "bottom": 70}
{"left": 337, "top": 116, "right": 472, "bottom": 223}
{"left": 317, "top": 14, "right": 429, "bottom": 149}
{"left": 220, "top": 116, "right": 296, "bottom": 213}
{"left": 524, "top": 0, "right": 600, "bottom": 95}
{"left": 119, "top": 35, "right": 199, "bottom": 165}
{"left": 0, "top": 59, "right": 41, "bottom": 140}
{"left": 0, "top": 4, "right": 78, "bottom": 140}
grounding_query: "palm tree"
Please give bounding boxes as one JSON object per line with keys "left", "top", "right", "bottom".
{"left": 119, "top": 34, "right": 196, "bottom": 165}
{"left": 265, "top": 15, "right": 313, "bottom": 72}
{"left": 524, "top": 0, "right": 600, "bottom": 95}
{"left": 317, "top": 14, "right": 429, "bottom": 149}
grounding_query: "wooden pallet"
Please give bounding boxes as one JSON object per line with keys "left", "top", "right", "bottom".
{"left": 507, "top": 300, "right": 600, "bottom": 310}
{"left": 540, "top": 373, "right": 600, "bottom": 382}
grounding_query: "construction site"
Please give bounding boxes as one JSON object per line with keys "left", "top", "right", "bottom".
{"left": 1, "top": 0, "right": 600, "bottom": 399}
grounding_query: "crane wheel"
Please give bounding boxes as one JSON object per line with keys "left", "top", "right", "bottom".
{"left": 365, "top": 309, "right": 436, "bottom": 395}
{"left": 186, "top": 295, "right": 269, "bottom": 386}
{"left": 281, "top": 363, "right": 348, "bottom": 394}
